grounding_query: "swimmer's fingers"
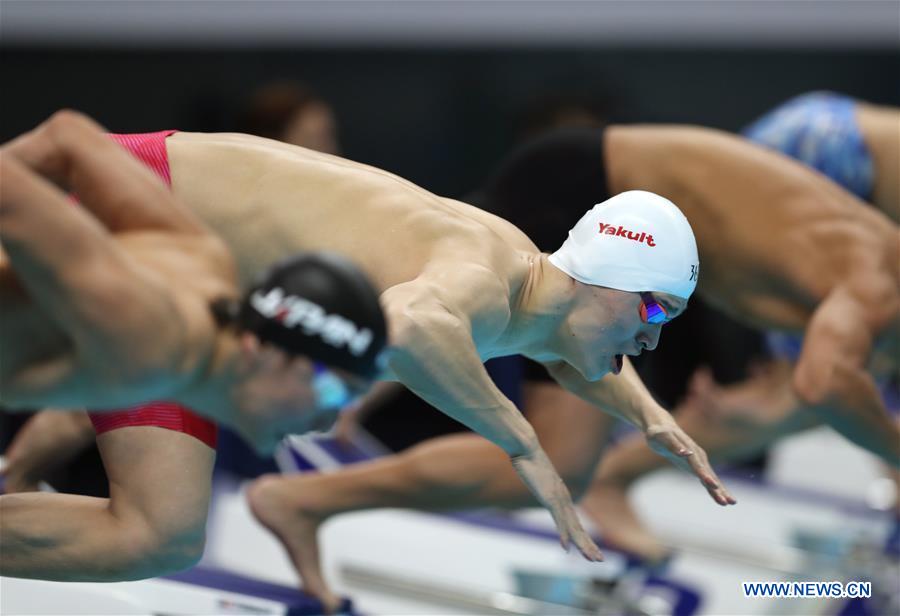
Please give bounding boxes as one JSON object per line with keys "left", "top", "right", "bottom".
{"left": 564, "top": 509, "right": 604, "bottom": 562}
{"left": 2, "top": 473, "right": 41, "bottom": 494}
{"left": 683, "top": 443, "right": 736, "bottom": 506}
{"left": 0, "top": 452, "right": 40, "bottom": 493}
{"left": 547, "top": 496, "right": 572, "bottom": 553}
{"left": 511, "top": 451, "right": 603, "bottom": 562}
{"left": 547, "top": 487, "right": 604, "bottom": 561}
{"left": 646, "top": 425, "right": 737, "bottom": 507}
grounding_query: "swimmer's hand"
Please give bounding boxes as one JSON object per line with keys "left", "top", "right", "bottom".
{"left": 645, "top": 419, "right": 737, "bottom": 507}
{"left": 511, "top": 448, "right": 604, "bottom": 562}
{"left": 0, "top": 410, "right": 94, "bottom": 493}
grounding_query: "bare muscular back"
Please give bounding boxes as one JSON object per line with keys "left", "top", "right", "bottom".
{"left": 166, "top": 132, "right": 535, "bottom": 305}
{"left": 606, "top": 125, "right": 900, "bottom": 332}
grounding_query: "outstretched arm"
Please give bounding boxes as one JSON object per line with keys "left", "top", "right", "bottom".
{"left": 546, "top": 358, "right": 736, "bottom": 506}
{"left": 382, "top": 283, "right": 603, "bottom": 561}
{"left": 2, "top": 110, "right": 204, "bottom": 234}
{"left": 793, "top": 283, "right": 900, "bottom": 467}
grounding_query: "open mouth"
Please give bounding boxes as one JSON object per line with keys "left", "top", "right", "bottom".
{"left": 610, "top": 354, "right": 624, "bottom": 375}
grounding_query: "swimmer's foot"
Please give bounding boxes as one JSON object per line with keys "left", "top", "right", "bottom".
{"left": 581, "top": 481, "right": 672, "bottom": 566}
{"left": 247, "top": 474, "right": 341, "bottom": 613}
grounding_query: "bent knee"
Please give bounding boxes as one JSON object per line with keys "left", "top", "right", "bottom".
{"left": 144, "top": 531, "right": 205, "bottom": 576}
{"left": 115, "top": 525, "right": 206, "bottom": 580}
{"left": 105, "top": 502, "right": 209, "bottom": 580}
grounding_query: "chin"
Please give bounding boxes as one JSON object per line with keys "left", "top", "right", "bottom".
{"left": 578, "top": 364, "right": 610, "bottom": 382}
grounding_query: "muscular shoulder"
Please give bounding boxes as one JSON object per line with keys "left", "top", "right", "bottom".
{"left": 383, "top": 263, "right": 515, "bottom": 344}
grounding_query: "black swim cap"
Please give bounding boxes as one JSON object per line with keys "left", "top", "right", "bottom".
{"left": 237, "top": 252, "right": 387, "bottom": 378}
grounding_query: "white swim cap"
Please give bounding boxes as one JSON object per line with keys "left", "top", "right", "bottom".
{"left": 548, "top": 191, "right": 699, "bottom": 299}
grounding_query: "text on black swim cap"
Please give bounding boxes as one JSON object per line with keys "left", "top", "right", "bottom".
{"left": 249, "top": 287, "right": 374, "bottom": 357}
{"left": 237, "top": 251, "right": 388, "bottom": 378}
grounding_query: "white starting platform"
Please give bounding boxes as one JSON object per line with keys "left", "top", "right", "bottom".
{"left": 3, "top": 428, "right": 899, "bottom": 615}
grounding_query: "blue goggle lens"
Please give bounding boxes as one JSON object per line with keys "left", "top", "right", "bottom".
{"left": 312, "top": 363, "right": 352, "bottom": 410}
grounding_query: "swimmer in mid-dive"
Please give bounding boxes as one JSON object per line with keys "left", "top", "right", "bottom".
{"left": 583, "top": 92, "right": 900, "bottom": 560}
{"left": 8, "top": 113, "right": 736, "bottom": 565}
{"left": 240, "top": 108, "right": 898, "bottom": 597}
{"left": 0, "top": 111, "right": 387, "bottom": 452}
{"left": 0, "top": 112, "right": 382, "bottom": 595}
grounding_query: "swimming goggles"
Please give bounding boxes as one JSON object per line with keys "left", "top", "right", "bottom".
{"left": 312, "top": 362, "right": 354, "bottom": 410}
{"left": 639, "top": 292, "right": 671, "bottom": 325}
